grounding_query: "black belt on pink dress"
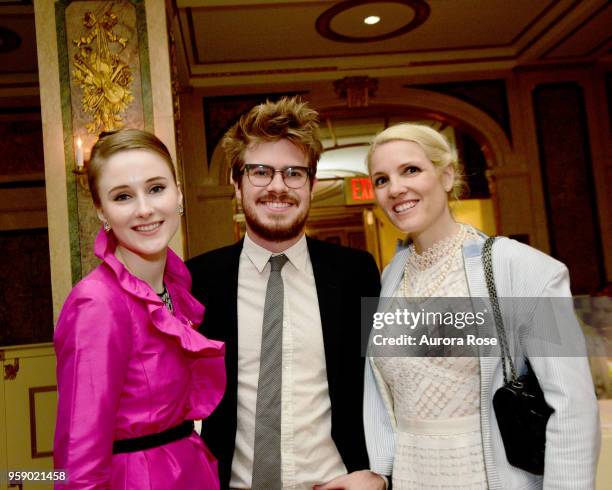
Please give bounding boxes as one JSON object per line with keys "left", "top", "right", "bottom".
{"left": 112, "top": 420, "right": 195, "bottom": 454}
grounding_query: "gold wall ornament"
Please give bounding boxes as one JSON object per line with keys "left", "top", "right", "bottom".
{"left": 4, "top": 357, "right": 19, "bottom": 380}
{"left": 72, "top": 8, "right": 134, "bottom": 134}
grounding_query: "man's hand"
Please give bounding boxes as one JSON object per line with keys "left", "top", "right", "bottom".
{"left": 313, "top": 470, "right": 386, "bottom": 490}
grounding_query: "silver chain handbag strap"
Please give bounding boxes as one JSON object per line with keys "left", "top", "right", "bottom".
{"left": 482, "top": 237, "right": 519, "bottom": 384}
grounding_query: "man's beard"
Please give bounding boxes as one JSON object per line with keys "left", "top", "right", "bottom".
{"left": 241, "top": 192, "right": 309, "bottom": 242}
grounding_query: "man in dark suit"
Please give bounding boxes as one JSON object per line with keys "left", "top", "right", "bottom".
{"left": 187, "top": 97, "right": 384, "bottom": 490}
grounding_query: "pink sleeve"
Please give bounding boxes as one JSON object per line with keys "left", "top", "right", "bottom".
{"left": 53, "top": 281, "right": 132, "bottom": 489}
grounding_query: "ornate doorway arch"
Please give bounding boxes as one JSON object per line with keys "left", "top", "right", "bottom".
{"left": 197, "top": 87, "right": 545, "bottom": 257}
{"left": 209, "top": 88, "right": 514, "bottom": 187}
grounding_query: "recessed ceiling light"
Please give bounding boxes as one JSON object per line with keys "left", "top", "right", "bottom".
{"left": 364, "top": 16, "right": 381, "bottom": 25}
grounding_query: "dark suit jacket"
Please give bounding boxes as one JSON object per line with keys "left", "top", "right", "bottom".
{"left": 187, "top": 237, "right": 381, "bottom": 489}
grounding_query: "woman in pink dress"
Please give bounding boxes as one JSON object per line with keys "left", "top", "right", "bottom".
{"left": 53, "top": 129, "right": 225, "bottom": 489}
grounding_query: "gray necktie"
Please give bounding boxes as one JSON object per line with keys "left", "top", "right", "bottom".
{"left": 252, "top": 254, "right": 288, "bottom": 490}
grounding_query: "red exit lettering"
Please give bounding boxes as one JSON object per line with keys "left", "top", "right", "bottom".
{"left": 351, "top": 177, "right": 374, "bottom": 201}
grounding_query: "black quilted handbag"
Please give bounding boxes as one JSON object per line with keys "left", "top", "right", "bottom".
{"left": 483, "top": 237, "right": 554, "bottom": 475}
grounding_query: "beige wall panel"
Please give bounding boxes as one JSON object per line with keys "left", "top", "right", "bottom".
{"left": 34, "top": 0, "right": 72, "bottom": 321}
{"left": 31, "top": 389, "right": 57, "bottom": 455}
{"left": 187, "top": 186, "right": 235, "bottom": 258}
{"left": 495, "top": 174, "right": 536, "bottom": 242}
{"left": 146, "top": 0, "right": 185, "bottom": 258}
{"left": 178, "top": 91, "right": 209, "bottom": 184}
{"left": 2, "top": 345, "right": 56, "bottom": 489}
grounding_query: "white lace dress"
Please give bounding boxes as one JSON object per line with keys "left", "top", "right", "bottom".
{"left": 373, "top": 226, "right": 488, "bottom": 489}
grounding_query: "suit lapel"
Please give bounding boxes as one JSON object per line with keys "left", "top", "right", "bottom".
{"left": 306, "top": 238, "right": 343, "bottom": 388}
{"left": 225, "top": 241, "right": 243, "bottom": 399}
{"left": 202, "top": 240, "right": 243, "bottom": 409}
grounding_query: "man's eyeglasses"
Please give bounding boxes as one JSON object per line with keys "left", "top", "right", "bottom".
{"left": 242, "top": 164, "right": 311, "bottom": 189}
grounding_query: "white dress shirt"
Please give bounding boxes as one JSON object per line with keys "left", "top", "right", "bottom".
{"left": 230, "top": 233, "right": 347, "bottom": 489}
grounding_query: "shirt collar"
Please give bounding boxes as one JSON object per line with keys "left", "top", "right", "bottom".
{"left": 243, "top": 232, "right": 308, "bottom": 273}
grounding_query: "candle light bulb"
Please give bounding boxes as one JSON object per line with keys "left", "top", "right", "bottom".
{"left": 76, "top": 137, "right": 84, "bottom": 171}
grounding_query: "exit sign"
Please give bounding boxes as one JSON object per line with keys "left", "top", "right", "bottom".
{"left": 344, "top": 176, "right": 375, "bottom": 205}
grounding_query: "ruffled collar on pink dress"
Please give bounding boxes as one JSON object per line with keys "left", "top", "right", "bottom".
{"left": 94, "top": 227, "right": 225, "bottom": 419}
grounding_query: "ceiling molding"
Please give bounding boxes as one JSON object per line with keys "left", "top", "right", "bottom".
{"left": 540, "top": 2, "right": 612, "bottom": 60}
{"left": 315, "top": 0, "right": 430, "bottom": 44}
{"left": 516, "top": 0, "right": 608, "bottom": 61}
{"left": 174, "top": 0, "right": 609, "bottom": 88}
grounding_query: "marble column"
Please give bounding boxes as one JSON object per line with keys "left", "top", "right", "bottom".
{"left": 34, "top": 0, "right": 182, "bottom": 320}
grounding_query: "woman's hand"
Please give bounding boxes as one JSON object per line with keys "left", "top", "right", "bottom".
{"left": 313, "top": 470, "right": 386, "bottom": 490}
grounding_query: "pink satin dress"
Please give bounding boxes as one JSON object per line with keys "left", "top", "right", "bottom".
{"left": 53, "top": 229, "right": 226, "bottom": 489}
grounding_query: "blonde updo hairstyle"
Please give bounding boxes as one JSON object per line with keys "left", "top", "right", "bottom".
{"left": 367, "top": 123, "right": 467, "bottom": 200}
{"left": 87, "top": 128, "right": 177, "bottom": 207}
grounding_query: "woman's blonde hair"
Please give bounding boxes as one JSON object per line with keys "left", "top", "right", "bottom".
{"left": 367, "top": 123, "right": 467, "bottom": 199}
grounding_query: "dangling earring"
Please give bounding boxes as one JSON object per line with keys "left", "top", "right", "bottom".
{"left": 103, "top": 221, "right": 111, "bottom": 233}
{"left": 178, "top": 204, "right": 184, "bottom": 216}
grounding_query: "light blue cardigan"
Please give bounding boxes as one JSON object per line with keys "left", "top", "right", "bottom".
{"left": 364, "top": 232, "right": 601, "bottom": 489}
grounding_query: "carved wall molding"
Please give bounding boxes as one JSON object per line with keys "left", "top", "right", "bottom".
{"left": 72, "top": 7, "right": 134, "bottom": 133}
{"left": 333, "top": 76, "right": 378, "bottom": 108}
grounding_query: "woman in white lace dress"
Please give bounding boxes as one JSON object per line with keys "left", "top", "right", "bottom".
{"left": 363, "top": 123, "right": 600, "bottom": 489}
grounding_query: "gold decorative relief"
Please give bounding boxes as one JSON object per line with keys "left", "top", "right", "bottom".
{"left": 72, "top": 8, "right": 133, "bottom": 133}
{"left": 4, "top": 357, "right": 19, "bottom": 380}
{"left": 333, "top": 76, "right": 378, "bottom": 108}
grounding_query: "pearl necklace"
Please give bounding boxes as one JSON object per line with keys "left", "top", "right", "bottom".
{"left": 402, "top": 224, "right": 468, "bottom": 298}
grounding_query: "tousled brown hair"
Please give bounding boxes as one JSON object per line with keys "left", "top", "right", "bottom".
{"left": 223, "top": 96, "right": 322, "bottom": 187}
{"left": 88, "top": 128, "right": 176, "bottom": 206}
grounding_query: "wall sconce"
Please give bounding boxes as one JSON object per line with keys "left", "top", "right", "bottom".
{"left": 73, "top": 136, "right": 89, "bottom": 191}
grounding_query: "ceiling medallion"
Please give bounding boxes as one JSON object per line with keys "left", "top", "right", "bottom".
{"left": 0, "top": 26, "right": 22, "bottom": 54}
{"left": 316, "top": 0, "right": 430, "bottom": 43}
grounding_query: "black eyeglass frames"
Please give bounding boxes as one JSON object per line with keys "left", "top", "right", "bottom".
{"left": 242, "top": 164, "right": 311, "bottom": 189}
